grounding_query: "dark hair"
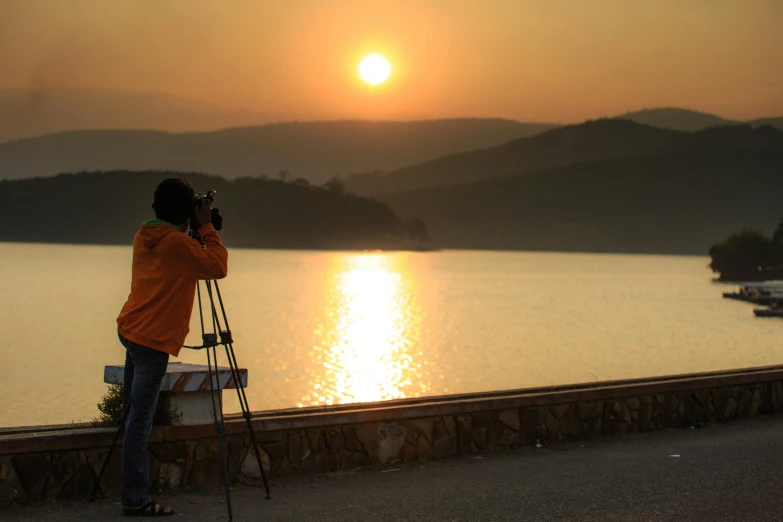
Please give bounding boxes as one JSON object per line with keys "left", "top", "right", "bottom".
{"left": 152, "top": 178, "right": 195, "bottom": 225}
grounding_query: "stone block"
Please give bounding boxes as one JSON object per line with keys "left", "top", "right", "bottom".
{"left": 660, "top": 394, "right": 673, "bottom": 428}
{"left": 377, "top": 422, "right": 408, "bottom": 465}
{"left": 401, "top": 441, "right": 418, "bottom": 464}
{"left": 560, "top": 405, "right": 582, "bottom": 441}
{"left": 255, "top": 430, "right": 286, "bottom": 444}
{"left": 261, "top": 441, "right": 289, "bottom": 463}
{"left": 238, "top": 447, "right": 270, "bottom": 485}
{"left": 58, "top": 465, "right": 95, "bottom": 500}
{"left": 12, "top": 454, "right": 50, "bottom": 502}
{"left": 315, "top": 450, "right": 330, "bottom": 474}
{"left": 44, "top": 453, "right": 79, "bottom": 501}
{"left": 499, "top": 409, "right": 520, "bottom": 431}
{"left": 416, "top": 433, "right": 433, "bottom": 462}
{"left": 723, "top": 397, "right": 738, "bottom": 420}
{"left": 498, "top": 426, "right": 517, "bottom": 448}
{"left": 750, "top": 389, "right": 761, "bottom": 417}
{"left": 433, "top": 434, "right": 457, "bottom": 460}
{"left": 405, "top": 419, "right": 434, "bottom": 442}
{"left": 486, "top": 422, "right": 504, "bottom": 452}
{"left": 444, "top": 417, "right": 456, "bottom": 436}
{"left": 609, "top": 422, "right": 630, "bottom": 437}
{"left": 577, "top": 401, "right": 603, "bottom": 419}
{"left": 472, "top": 427, "right": 488, "bottom": 450}
{"left": 0, "top": 462, "right": 24, "bottom": 507}
{"left": 339, "top": 448, "right": 357, "bottom": 470}
{"left": 288, "top": 433, "right": 301, "bottom": 470}
{"left": 352, "top": 448, "right": 372, "bottom": 468}
{"left": 194, "top": 440, "right": 220, "bottom": 462}
{"left": 86, "top": 449, "right": 122, "bottom": 495}
{"left": 551, "top": 404, "right": 570, "bottom": 419}
{"left": 706, "top": 402, "right": 717, "bottom": 423}
{"left": 618, "top": 401, "right": 632, "bottom": 423}
{"left": 343, "top": 426, "right": 358, "bottom": 452}
{"left": 638, "top": 396, "right": 653, "bottom": 431}
{"left": 470, "top": 411, "right": 494, "bottom": 427}
{"left": 518, "top": 408, "right": 537, "bottom": 446}
{"left": 355, "top": 423, "right": 380, "bottom": 459}
{"left": 158, "top": 463, "right": 182, "bottom": 489}
{"left": 771, "top": 382, "right": 783, "bottom": 412}
{"left": 0, "top": 459, "right": 11, "bottom": 481}
{"left": 306, "top": 428, "right": 325, "bottom": 453}
{"left": 738, "top": 389, "right": 754, "bottom": 417}
{"left": 539, "top": 407, "right": 560, "bottom": 441}
{"left": 298, "top": 453, "right": 318, "bottom": 475}
{"left": 694, "top": 391, "right": 712, "bottom": 408}
{"left": 276, "top": 456, "right": 295, "bottom": 478}
{"left": 582, "top": 418, "right": 602, "bottom": 439}
{"left": 758, "top": 384, "right": 773, "bottom": 414}
{"left": 457, "top": 415, "right": 473, "bottom": 455}
{"left": 150, "top": 442, "right": 190, "bottom": 464}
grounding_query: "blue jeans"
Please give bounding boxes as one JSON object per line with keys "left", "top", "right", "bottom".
{"left": 119, "top": 333, "right": 169, "bottom": 507}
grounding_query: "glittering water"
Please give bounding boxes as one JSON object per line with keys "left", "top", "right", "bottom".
{"left": 1, "top": 243, "right": 781, "bottom": 427}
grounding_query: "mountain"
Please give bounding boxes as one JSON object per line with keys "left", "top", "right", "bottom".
{"left": 616, "top": 108, "right": 735, "bottom": 132}
{"left": 617, "top": 107, "right": 783, "bottom": 132}
{"left": 345, "top": 120, "right": 683, "bottom": 195}
{"left": 0, "top": 119, "right": 556, "bottom": 184}
{"left": 750, "top": 117, "right": 783, "bottom": 129}
{"left": 380, "top": 125, "right": 783, "bottom": 255}
{"left": 0, "top": 88, "right": 272, "bottom": 143}
{"left": 0, "top": 171, "right": 430, "bottom": 250}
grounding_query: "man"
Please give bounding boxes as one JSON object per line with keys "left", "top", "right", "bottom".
{"left": 116, "top": 178, "right": 228, "bottom": 516}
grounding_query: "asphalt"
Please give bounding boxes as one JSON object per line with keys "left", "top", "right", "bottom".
{"left": 6, "top": 415, "right": 783, "bottom": 521}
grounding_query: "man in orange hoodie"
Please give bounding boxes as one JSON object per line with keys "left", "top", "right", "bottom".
{"left": 116, "top": 178, "right": 228, "bottom": 516}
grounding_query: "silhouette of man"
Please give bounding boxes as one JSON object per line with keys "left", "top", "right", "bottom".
{"left": 116, "top": 178, "right": 227, "bottom": 516}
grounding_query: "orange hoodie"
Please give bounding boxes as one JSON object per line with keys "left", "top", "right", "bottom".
{"left": 117, "top": 220, "right": 228, "bottom": 356}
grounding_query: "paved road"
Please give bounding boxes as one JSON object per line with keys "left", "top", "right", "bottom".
{"left": 7, "top": 416, "right": 783, "bottom": 521}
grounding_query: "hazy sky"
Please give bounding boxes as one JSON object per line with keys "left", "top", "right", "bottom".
{"left": 1, "top": 0, "right": 781, "bottom": 123}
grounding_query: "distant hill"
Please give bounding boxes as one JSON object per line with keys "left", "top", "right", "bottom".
{"left": 345, "top": 120, "right": 683, "bottom": 195}
{"left": 0, "top": 171, "right": 430, "bottom": 250}
{"left": 750, "top": 117, "right": 783, "bottom": 129}
{"left": 380, "top": 125, "right": 783, "bottom": 255}
{"left": 616, "top": 108, "right": 734, "bottom": 132}
{"left": 617, "top": 107, "right": 783, "bottom": 132}
{"left": 0, "top": 88, "right": 272, "bottom": 143}
{"left": 0, "top": 119, "right": 556, "bottom": 184}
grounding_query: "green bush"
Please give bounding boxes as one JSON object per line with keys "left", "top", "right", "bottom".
{"left": 97, "top": 383, "right": 124, "bottom": 426}
{"left": 96, "top": 382, "right": 182, "bottom": 426}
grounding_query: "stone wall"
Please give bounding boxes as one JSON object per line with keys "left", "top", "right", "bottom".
{"left": 3, "top": 367, "right": 783, "bottom": 507}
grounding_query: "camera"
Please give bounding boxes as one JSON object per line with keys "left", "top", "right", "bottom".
{"left": 191, "top": 190, "right": 223, "bottom": 232}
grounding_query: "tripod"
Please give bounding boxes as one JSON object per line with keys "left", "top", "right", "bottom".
{"left": 90, "top": 279, "right": 271, "bottom": 521}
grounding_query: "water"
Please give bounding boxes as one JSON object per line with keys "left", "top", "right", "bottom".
{"left": 1, "top": 243, "right": 781, "bottom": 428}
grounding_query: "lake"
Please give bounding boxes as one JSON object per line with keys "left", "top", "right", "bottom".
{"left": 1, "top": 243, "right": 780, "bottom": 428}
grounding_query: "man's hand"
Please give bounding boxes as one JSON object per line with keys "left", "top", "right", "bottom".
{"left": 194, "top": 198, "right": 212, "bottom": 227}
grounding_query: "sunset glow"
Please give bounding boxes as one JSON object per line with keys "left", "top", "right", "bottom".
{"left": 358, "top": 54, "right": 392, "bottom": 85}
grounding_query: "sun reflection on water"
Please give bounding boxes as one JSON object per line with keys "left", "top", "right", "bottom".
{"left": 304, "top": 254, "right": 426, "bottom": 406}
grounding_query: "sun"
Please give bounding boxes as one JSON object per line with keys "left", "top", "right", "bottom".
{"left": 358, "top": 54, "right": 392, "bottom": 85}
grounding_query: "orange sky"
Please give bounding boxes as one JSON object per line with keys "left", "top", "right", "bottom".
{"left": 1, "top": 0, "right": 781, "bottom": 123}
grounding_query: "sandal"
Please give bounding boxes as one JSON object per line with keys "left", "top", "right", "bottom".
{"left": 122, "top": 501, "right": 176, "bottom": 517}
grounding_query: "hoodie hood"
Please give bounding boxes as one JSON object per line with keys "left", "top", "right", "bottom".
{"left": 140, "top": 219, "right": 179, "bottom": 248}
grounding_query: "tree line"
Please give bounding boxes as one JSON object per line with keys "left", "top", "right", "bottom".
{"left": 709, "top": 219, "right": 783, "bottom": 281}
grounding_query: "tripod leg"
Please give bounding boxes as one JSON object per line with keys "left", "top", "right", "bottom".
{"left": 210, "top": 281, "right": 272, "bottom": 499}
{"left": 224, "top": 344, "right": 271, "bottom": 499}
{"left": 207, "top": 344, "right": 234, "bottom": 521}
{"left": 90, "top": 402, "right": 130, "bottom": 501}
